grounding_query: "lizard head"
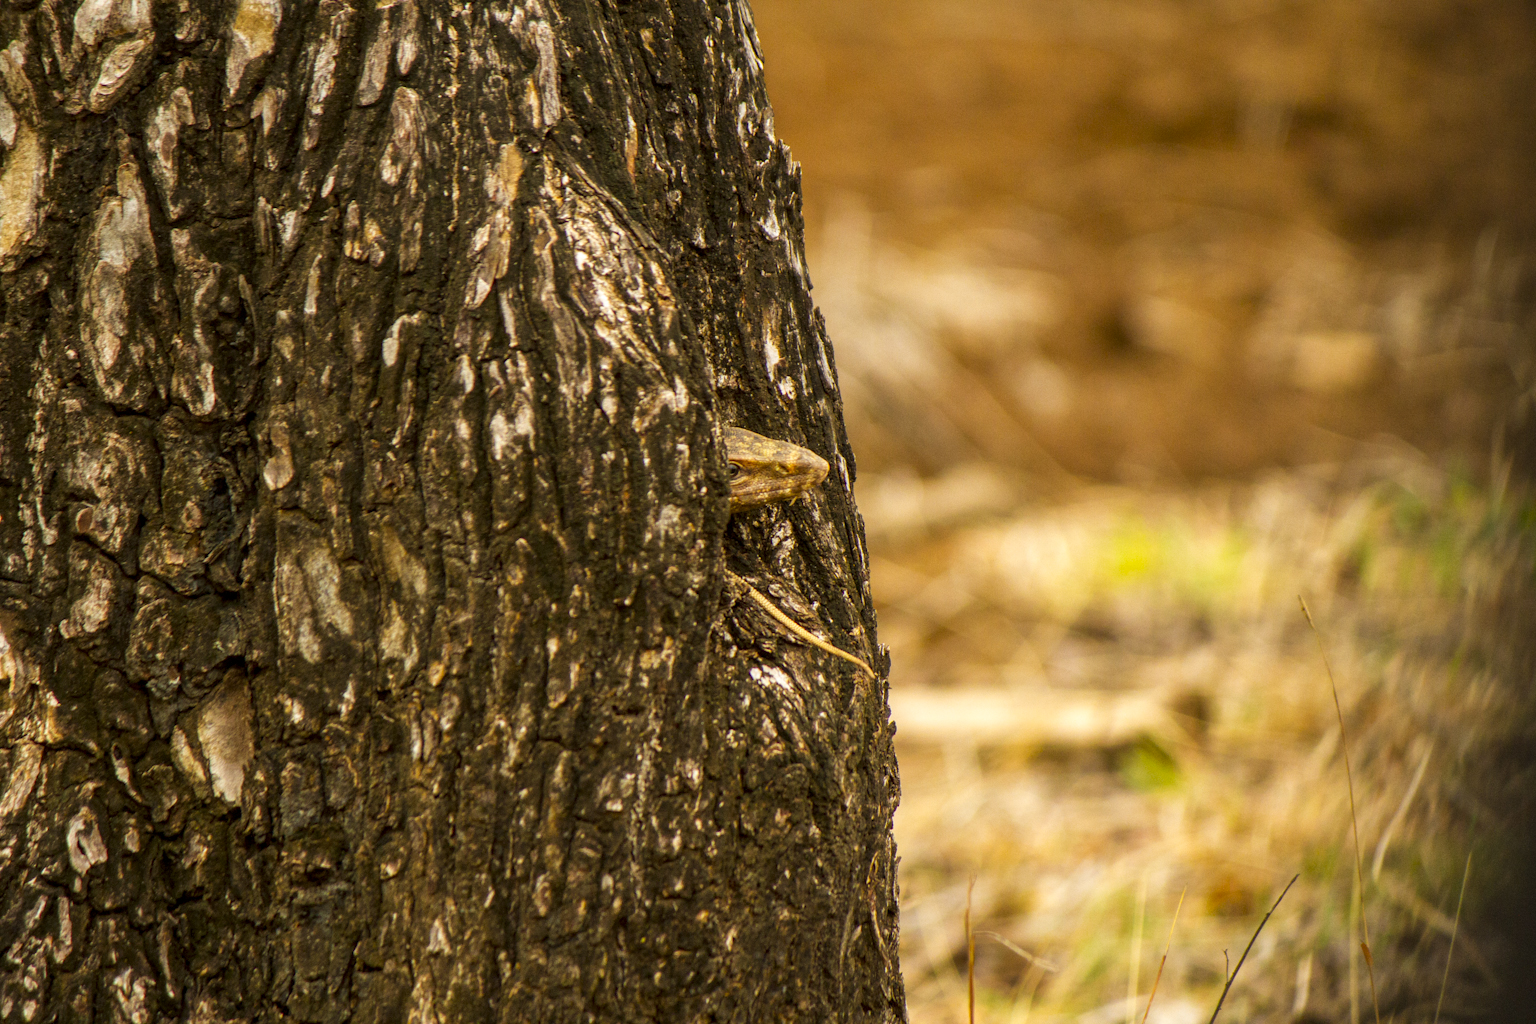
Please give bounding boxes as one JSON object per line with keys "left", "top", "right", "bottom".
{"left": 724, "top": 426, "right": 830, "bottom": 513}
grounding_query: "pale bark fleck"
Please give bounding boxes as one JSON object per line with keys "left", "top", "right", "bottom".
{"left": 0, "top": 92, "right": 16, "bottom": 148}
{"left": 262, "top": 420, "right": 295, "bottom": 490}
{"left": 395, "top": 0, "right": 421, "bottom": 75}
{"left": 79, "top": 145, "right": 160, "bottom": 408}
{"left": 379, "top": 87, "right": 428, "bottom": 187}
{"left": 226, "top": 0, "right": 280, "bottom": 103}
{"left": 88, "top": 35, "right": 154, "bottom": 113}
{"left": 170, "top": 727, "right": 209, "bottom": 793}
{"left": 61, "top": 547, "right": 124, "bottom": 639}
{"left": 0, "top": 740, "right": 42, "bottom": 819}
{"left": 73, "top": 0, "right": 150, "bottom": 50}
{"left": 196, "top": 676, "right": 254, "bottom": 804}
{"left": 64, "top": 806, "right": 108, "bottom": 875}
{"left": 108, "top": 969, "right": 151, "bottom": 1024}
{"left": 355, "top": 11, "right": 394, "bottom": 107}
{"left": 302, "top": 16, "right": 347, "bottom": 151}
{"left": 0, "top": 125, "right": 44, "bottom": 264}
{"left": 529, "top": 21, "right": 562, "bottom": 128}
{"left": 144, "top": 86, "right": 195, "bottom": 206}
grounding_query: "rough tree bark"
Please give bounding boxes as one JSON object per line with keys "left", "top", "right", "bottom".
{"left": 0, "top": 1, "right": 903, "bottom": 1021}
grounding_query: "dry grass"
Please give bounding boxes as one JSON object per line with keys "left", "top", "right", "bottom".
{"left": 870, "top": 458, "right": 1533, "bottom": 1022}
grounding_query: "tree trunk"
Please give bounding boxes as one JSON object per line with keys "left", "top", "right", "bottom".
{"left": 0, "top": 1, "right": 904, "bottom": 1021}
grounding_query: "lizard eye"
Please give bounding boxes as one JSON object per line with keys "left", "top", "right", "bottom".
{"left": 727, "top": 462, "right": 742, "bottom": 479}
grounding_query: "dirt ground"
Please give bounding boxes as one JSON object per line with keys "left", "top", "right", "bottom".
{"left": 749, "top": 0, "right": 1536, "bottom": 1019}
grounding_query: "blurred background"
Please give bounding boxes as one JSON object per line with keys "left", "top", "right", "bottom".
{"left": 750, "top": 1, "right": 1536, "bottom": 1020}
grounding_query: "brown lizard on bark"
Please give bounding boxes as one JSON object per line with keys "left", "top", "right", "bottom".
{"left": 724, "top": 427, "right": 876, "bottom": 679}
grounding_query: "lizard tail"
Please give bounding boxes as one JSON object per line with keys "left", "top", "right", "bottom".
{"left": 741, "top": 581, "right": 877, "bottom": 680}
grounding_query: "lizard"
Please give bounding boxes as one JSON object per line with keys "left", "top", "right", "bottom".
{"left": 724, "top": 426, "right": 876, "bottom": 679}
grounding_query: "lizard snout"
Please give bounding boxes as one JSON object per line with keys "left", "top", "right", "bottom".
{"left": 724, "top": 427, "right": 830, "bottom": 512}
